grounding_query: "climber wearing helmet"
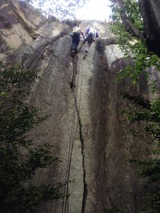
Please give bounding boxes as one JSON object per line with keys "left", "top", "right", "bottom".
{"left": 84, "top": 26, "right": 99, "bottom": 53}
{"left": 70, "top": 22, "right": 84, "bottom": 58}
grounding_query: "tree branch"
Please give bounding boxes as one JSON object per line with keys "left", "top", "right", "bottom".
{"left": 112, "top": 0, "right": 144, "bottom": 39}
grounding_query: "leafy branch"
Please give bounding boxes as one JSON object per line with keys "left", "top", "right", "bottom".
{"left": 0, "top": 62, "right": 63, "bottom": 212}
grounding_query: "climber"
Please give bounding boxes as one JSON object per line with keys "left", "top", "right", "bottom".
{"left": 84, "top": 26, "right": 99, "bottom": 53}
{"left": 70, "top": 22, "right": 84, "bottom": 57}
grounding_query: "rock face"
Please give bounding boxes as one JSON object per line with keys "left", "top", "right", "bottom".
{"left": 0, "top": 1, "right": 156, "bottom": 213}
{"left": 139, "top": 0, "right": 160, "bottom": 56}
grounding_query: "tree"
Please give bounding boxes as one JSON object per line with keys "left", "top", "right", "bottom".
{"left": 110, "top": 0, "right": 160, "bottom": 85}
{"left": 25, "top": 0, "right": 87, "bottom": 19}
{"left": 122, "top": 93, "right": 160, "bottom": 213}
{"left": 0, "top": 62, "right": 63, "bottom": 212}
{"left": 110, "top": 1, "right": 160, "bottom": 212}
{"left": 110, "top": 0, "right": 160, "bottom": 57}
{"left": 138, "top": 0, "right": 160, "bottom": 57}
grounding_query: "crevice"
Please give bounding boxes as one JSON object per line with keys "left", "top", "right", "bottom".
{"left": 72, "top": 91, "right": 88, "bottom": 213}
{"left": 69, "top": 55, "right": 78, "bottom": 90}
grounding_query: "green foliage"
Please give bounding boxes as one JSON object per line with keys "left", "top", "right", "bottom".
{"left": 138, "top": 191, "right": 160, "bottom": 213}
{"left": 122, "top": 93, "right": 160, "bottom": 213}
{"left": 110, "top": 0, "right": 160, "bottom": 85}
{"left": 110, "top": 0, "right": 143, "bottom": 31}
{"left": 110, "top": 0, "right": 160, "bottom": 211}
{"left": 104, "top": 208, "right": 121, "bottom": 213}
{"left": 0, "top": 62, "right": 63, "bottom": 212}
{"left": 110, "top": 0, "right": 143, "bottom": 41}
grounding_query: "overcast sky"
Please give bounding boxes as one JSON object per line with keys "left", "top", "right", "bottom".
{"left": 75, "top": 0, "right": 112, "bottom": 21}
{"left": 31, "top": 0, "right": 112, "bottom": 21}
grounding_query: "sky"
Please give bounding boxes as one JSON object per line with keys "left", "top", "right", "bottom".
{"left": 31, "top": 0, "right": 112, "bottom": 22}
{"left": 75, "top": 0, "right": 112, "bottom": 21}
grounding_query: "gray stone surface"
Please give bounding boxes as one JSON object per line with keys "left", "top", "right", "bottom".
{"left": 0, "top": 2, "right": 155, "bottom": 213}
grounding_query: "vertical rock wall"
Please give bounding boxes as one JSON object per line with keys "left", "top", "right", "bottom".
{"left": 0, "top": 2, "right": 153, "bottom": 213}
{"left": 27, "top": 23, "right": 149, "bottom": 213}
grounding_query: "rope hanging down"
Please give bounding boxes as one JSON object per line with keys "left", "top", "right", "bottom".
{"left": 61, "top": 53, "right": 85, "bottom": 213}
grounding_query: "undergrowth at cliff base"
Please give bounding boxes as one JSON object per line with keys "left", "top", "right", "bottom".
{"left": 121, "top": 92, "right": 160, "bottom": 213}
{"left": 0, "top": 62, "right": 64, "bottom": 212}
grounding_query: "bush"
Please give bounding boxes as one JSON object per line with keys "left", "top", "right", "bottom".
{"left": 122, "top": 92, "right": 160, "bottom": 213}
{"left": 0, "top": 62, "right": 63, "bottom": 212}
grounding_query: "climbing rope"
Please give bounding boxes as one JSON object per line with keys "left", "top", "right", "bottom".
{"left": 61, "top": 52, "right": 85, "bottom": 213}
{"left": 61, "top": 108, "right": 78, "bottom": 213}
{"left": 71, "top": 55, "right": 88, "bottom": 213}
{"left": 62, "top": 41, "right": 101, "bottom": 212}
{"left": 61, "top": 54, "right": 79, "bottom": 213}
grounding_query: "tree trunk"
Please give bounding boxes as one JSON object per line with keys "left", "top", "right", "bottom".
{"left": 139, "top": 0, "right": 160, "bottom": 56}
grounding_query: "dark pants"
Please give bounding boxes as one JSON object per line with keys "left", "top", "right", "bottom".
{"left": 71, "top": 33, "right": 80, "bottom": 52}
{"left": 85, "top": 33, "right": 94, "bottom": 45}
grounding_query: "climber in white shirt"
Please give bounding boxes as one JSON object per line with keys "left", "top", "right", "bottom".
{"left": 84, "top": 26, "right": 99, "bottom": 52}
{"left": 70, "top": 22, "right": 84, "bottom": 56}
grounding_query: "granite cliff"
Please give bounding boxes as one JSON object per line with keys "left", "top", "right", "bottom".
{"left": 0, "top": 1, "right": 158, "bottom": 213}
